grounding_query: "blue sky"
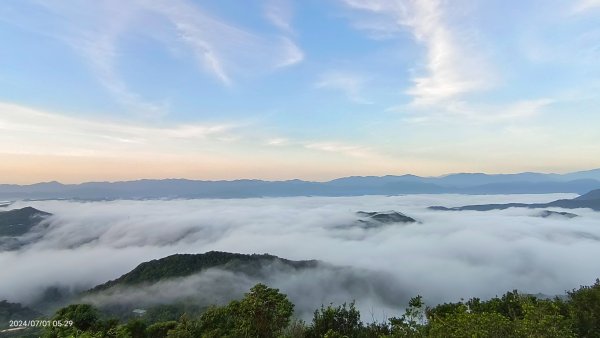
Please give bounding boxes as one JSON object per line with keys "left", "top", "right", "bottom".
{"left": 0, "top": 0, "right": 599, "bottom": 183}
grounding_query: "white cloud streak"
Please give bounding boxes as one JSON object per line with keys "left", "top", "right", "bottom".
{"left": 0, "top": 102, "right": 378, "bottom": 164}
{"left": 393, "top": 98, "right": 555, "bottom": 124}
{"left": 316, "top": 71, "right": 372, "bottom": 104}
{"left": 31, "top": 0, "right": 168, "bottom": 118}
{"left": 304, "top": 142, "right": 373, "bottom": 158}
{"left": 0, "top": 102, "right": 234, "bottom": 157}
{"left": 265, "top": 0, "right": 294, "bottom": 34}
{"left": 342, "top": 0, "right": 495, "bottom": 106}
{"left": 25, "top": 0, "right": 304, "bottom": 111}
{"left": 572, "top": 0, "right": 600, "bottom": 13}
{"left": 277, "top": 37, "right": 305, "bottom": 68}
{"left": 138, "top": 0, "right": 303, "bottom": 82}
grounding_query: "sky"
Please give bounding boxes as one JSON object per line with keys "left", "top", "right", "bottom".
{"left": 0, "top": 0, "right": 599, "bottom": 183}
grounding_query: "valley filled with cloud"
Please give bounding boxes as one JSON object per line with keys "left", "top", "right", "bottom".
{"left": 2, "top": 193, "right": 599, "bottom": 320}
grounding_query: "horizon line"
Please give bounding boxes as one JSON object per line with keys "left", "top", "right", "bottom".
{"left": 2, "top": 167, "right": 599, "bottom": 186}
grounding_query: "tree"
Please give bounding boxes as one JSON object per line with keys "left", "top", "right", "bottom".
{"left": 166, "top": 314, "right": 202, "bottom": 338}
{"left": 43, "top": 304, "right": 101, "bottom": 338}
{"left": 389, "top": 296, "right": 427, "bottom": 337}
{"left": 146, "top": 320, "right": 178, "bottom": 338}
{"left": 516, "top": 299, "right": 575, "bottom": 338}
{"left": 428, "top": 311, "right": 514, "bottom": 338}
{"left": 197, "top": 303, "right": 239, "bottom": 338}
{"left": 306, "top": 302, "right": 362, "bottom": 338}
{"left": 122, "top": 319, "right": 148, "bottom": 338}
{"left": 568, "top": 278, "right": 600, "bottom": 337}
{"left": 236, "top": 283, "right": 295, "bottom": 338}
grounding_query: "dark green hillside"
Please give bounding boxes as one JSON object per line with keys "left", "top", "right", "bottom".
{"left": 0, "top": 207, "right": 51, "bottom": 237}
{"left": 0, "top": 300, "right": 42, "bottom": 330}
{"left": 89, "top": 251, "right": 318, "bottom": 292}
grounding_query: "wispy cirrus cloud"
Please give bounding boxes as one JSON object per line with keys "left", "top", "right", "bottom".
{"left": 264, "top": 0, "right": 294, "bottom": 34}
{"left": 262, "top": 0, "right": 304, "bottom": 67}
{"left": 572, "top": 0, "right": 600, "bottom": 14}
{"left": 391, "top": 98, "right": 555, "bottom": 124}
{"left": 0, "top": 101, "right": 381, "bottom": 176}
{"left": 141, "top": 0, "right": 303, "bottom": 83}
{"left": 75, "top": 32, "right": 170, "bottom": 118}
{"left": 265, "top": 138, "right": 290, "bottom": 146}
{"left": 20, "top": 0, "right": 304, "bottom": 114}
{"left": 315, "top": 71, "right": 372, "bottom": 104}
{"left": 0, "top": 101, "right": 234, "bottom": 157}
{"left": 304, "top": 142, "right": 373, "bottom": 158}
{"left": 277, "top": 37, "right": 305, "bottom": 68}
{"left": 31, "top": 1, "right": 168, "bottom": 118}
{"left": 341, "top": 0, "right": 496, "bottom": 106}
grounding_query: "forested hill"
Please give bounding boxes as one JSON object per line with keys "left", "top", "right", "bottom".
{"left": 0, "top": 300, "right": 41, "bottom": 330}
{"left": 89, "top": 251, "right": 319, "bottom": 292}
{"left": 0, "top": 207, "right": 51, "bottom": 236}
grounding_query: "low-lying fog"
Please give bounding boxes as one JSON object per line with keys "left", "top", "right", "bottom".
{"left": 2, "top": 193, "right": 600, "bottom": 320}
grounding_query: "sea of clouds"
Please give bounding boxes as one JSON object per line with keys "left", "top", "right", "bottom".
{"left": 1, "top": 193, "right": 599, "bottom": 320}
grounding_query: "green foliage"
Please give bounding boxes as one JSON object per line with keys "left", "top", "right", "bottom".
{"left": 143, "top": 304, "right": 189, "bottom": 323}
{"left": 389, "top": 295, "right": 427, "bottom": 337}
{"left": 568, "top": 278, "right": 600, "bottom": 337}
{"left": 90, "top": 251, "right": 316, "bottom": 293}
{"left": 426, "top": 292, "right": 576, "bottom": 338}
{"left": 193, "top": 283, "right": 294, "bottom": 338}
{"left": 146, "top": 320, "right": 178, "bottom": 338}
{"left": 0, "top": 300, "right": 41, "bottom": 329}
{"left": 237, "top": 283, "right": 295, "bottom": 337}
{"left": 165, "top": 314, "right": 202, "bottom": 338}
{"left": 428, "top": 311, "right": 514, "bottom": 337}
{"left": 37, "top": 278, "right": 600, "bottom": 338}
{"left": 196, "top": 303, "right": 239, "bottom": 337}
{"left": 465, "top": 290, "right": 537, "bottom": 320}
{"left": 43, "top": 303, "right": 101, "bottom": 337}
{"left": 306, "top": 301, "right": 369, "bottom": 338}
{"left": 123, "top": 319, "right": 148, "bottom": 338}
{"left": 515, "top": 299, "right": 575, "bottom": 338}
{"left": 281, "top": 318, "right": 308, "bottom": 338}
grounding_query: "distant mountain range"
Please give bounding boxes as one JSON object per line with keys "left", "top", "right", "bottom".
{"left": 2, "top": 168, "right": 600, "bottom": 199}
{"left": 429, "top": 188, "right": 600, "bottom": 212}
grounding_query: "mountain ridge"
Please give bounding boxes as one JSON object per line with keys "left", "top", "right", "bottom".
{"left": 89, "top": 251, "right": 319, "bottom": 293}
{"left": 429, "top": 188, "right": 600, "bottom": 212}
{"left": 2, "top": 169, "right": 600, "bottom": 199}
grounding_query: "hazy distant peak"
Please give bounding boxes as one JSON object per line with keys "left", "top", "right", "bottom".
{"left": 575, "top": 189, "right": 600, "bottom": 201}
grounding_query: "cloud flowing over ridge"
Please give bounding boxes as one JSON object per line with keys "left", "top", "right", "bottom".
{"left": 1, "top": 194, "right": 599, "bottom": 319}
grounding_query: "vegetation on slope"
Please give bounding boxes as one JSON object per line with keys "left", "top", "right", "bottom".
{"left": 34, "top": 278, "right": 600, "bottom": 338}
{"left": 0, "top": 301, "right": 41, "bottom": 330}
{"left": 90, "top": 251, "right": 318, "bottom": 292}
{"left": 0, "top": 207, "right": 51, "bottom": 237}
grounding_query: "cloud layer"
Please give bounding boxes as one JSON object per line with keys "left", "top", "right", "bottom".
{"left": 2, "top": 194, "right": 599, "bottom": 319}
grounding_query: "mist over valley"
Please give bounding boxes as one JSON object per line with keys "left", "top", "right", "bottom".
{"left": 2, "top": 191, "right": 599, "bottom": 326}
